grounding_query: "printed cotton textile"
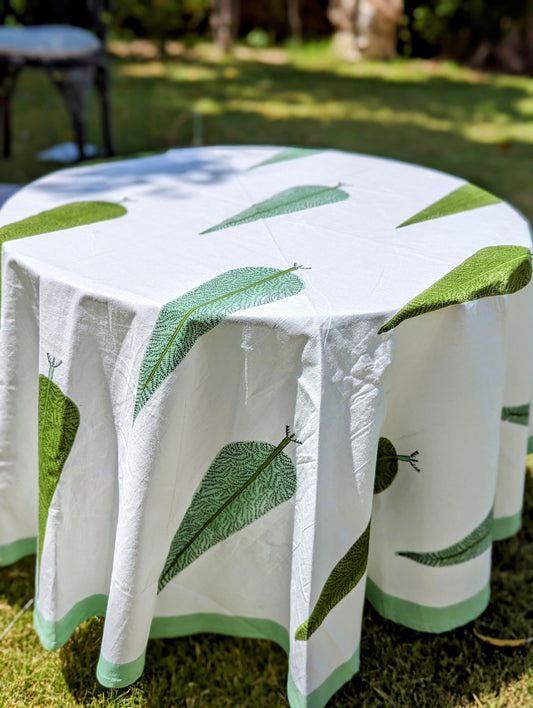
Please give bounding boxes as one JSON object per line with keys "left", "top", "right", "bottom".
{"left": 0, "top": 147, "right": 531, "bottom": 707}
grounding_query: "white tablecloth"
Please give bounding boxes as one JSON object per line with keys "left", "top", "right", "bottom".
{"left": 0, "top": 146, "right": 531, "bottom": 707}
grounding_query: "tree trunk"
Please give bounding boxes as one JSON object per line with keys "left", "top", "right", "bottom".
{"left": 288, "top": 0, "right": 302, "bottom": 41}
{"left": 211, "top": 0, "right": 240, "bottom": 53}
{"left": 328, "top": 0, "right": 403, "bottom": 61}
{"left": 469, "top": 14, "right": 533, "bottom": 74}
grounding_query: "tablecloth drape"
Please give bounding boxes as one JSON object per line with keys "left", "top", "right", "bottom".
{"left": 0, "top": 147, "right": 531, "bottom": 708}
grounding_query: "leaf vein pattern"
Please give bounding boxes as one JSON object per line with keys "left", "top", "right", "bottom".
{"left": 295, "top": 521, "right": 371, "bottom": 640}
{"left": 158, "top": 439, "right": 297, "bottom": 592}
{"left": 134, "top": 266, "right": 305, "bottom": 419}
{"left": 396, "top": 508, "right": 493, "bottom": 567}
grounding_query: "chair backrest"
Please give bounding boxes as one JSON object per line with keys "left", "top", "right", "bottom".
{"left": 0, "top": 0, "right": 109, "bottom": 39}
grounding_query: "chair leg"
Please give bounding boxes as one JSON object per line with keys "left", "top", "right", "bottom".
{"left": 1, "top": 94, "right": 11, "bottom": 158}
{"left": 96, "top": 63, "right": 113, "bottom": 157}
{"left": 0, "top": 65, "right": 20, "bottom": 159}
{"left": 48, "top": 66, "right": 94, "bottom": 161}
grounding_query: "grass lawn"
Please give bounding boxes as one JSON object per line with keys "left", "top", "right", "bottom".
{"left": 2, "top": 40, "right": 533, "bottom": 222}
{"left": 0, "top": 40, "right": 532, "bottom": 707}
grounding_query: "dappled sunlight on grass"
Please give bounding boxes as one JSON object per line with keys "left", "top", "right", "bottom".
{"left": 514, "top": 97, "right": 533, "bottom": 116}
{"left": 1, "top": 39, "right": 532, "bottom": 216}
{"left": 120, "top": 61, "right": 167, "bottom": 79}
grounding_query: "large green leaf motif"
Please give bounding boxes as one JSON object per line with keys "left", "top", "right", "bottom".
{"left": 134, "top": 265, "right": 305, "bottom": 420}
{"left": 396, "top": 508, "right": 493, "bottom": 567}
{"left": 374, "top": 437, "right": 420, "bottom": 494}
{"left": 295, "top": 520, "right": 371, "bottom": 641}
{"left": 38, "top": 359, "right": 80, "bottom": 562}
{"left": 0, "top": 201, "right": 127, "bottom": 241}
{"left": 200, "top": 184, "right": 349, "bottom": 234}
{"left": 248, "top": 147, "right": 323, "bottom": 171}
{"left": 501, "top": 403, "right": 530, "bottom": 426}
{"left": 397, "top": 184, "right": 501, "bottom": 228}
{"left": 378, "top": 245, "right": 532, "bottom": 334}
{"left": 158, "top": 428, "right": 300, "bottom": 593}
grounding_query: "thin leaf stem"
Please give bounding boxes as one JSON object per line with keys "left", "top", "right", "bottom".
{"left": 42, "top": 355, "right": 62, "bottom": 428}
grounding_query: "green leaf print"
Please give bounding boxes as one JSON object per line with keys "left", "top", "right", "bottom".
{"left": 200, "top": 184, "right": 349, "bottom": 234}
{"left": 158, "top": 427, "right": 300, "bottom": 593}
{"left": 0, "top": 202, "right": 126, "bottom": 311}
{"left": 396, "top": 508, "right": 493, "bottom": 567}
{"left": 374, "top": 437, "right": 420, "bottom": 494}
{"left": 248, "top": 147, "right": 323, "bottom": 171}
{"left": 501, "top": 403, "right": 530, "bottom": 426}
{"left": 134, "top": 265, "right": 305, "bottom": 420}
{"left": 295, "top": 520, "right": 371, "bottom": 641}
{"left": 378, "top": 245, "right": 532, "bottom": 334}
{"left": 0, "top": 201, "right": 127, "bottom": 241}
{"left": 397, "top": 184, "right": 501, "bottom": 228}
{"left": 38, "top": 356, "right": 80, "bottom": 562}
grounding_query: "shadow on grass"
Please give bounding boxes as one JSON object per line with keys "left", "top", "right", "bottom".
{"left": 55, "top": 472, "right": 533, "bottom": 707}
{"left": 0, "top": 554, "right": 35, "bottom": 609}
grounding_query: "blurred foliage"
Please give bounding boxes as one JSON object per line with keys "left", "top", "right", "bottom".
{"left": 108, "top": 1, "right": 533, "bottom": 64}
{"left": 240, "top": 0, "right": 330, "bottom": 39}
{"left": 112, "top": 0, "right": 211, "bottom": 41}
{"left": 110, "top": 0, "right": 330, "bottom": 42}
{"left": 401, "top": 0, "right": 533, "bottom": 58}
{"left": 6, "top": 0, "right": 533, "bottom": 62}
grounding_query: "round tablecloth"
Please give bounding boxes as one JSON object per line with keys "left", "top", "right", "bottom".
{"left": 0, "top": 146, "right": 531, "bottom": 708}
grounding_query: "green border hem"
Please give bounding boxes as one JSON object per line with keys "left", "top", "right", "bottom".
{"left": 0, "top": 536, "right": 36, "bottom": 566}
{"left": 97, "top": 650, "right": 147, "bottom": 688}
{"left": 366, "top": 578, "right": 490, "bottom": 634}
{"left": 34, "top": 594, "right": 107, "bottom": 650}
{"left": 287, "top": 645, "right": 359, "bottom": 708}
{"left": 35, "top": 597, "right": 360, "bottom": 708}
{"left": 150, "top": 611, "right": 290, "bottom": 651}
{"left": 493, "top": 511, "right": 522, "bottom": 541}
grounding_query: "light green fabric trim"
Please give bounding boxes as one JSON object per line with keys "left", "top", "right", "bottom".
{"left": 287, "top": 646, "right": 360, "bottom": 708}
{"left": 365, "top": 578, "right": 490, "bottom": 633}
{"left": 98, "top": 611, "right": 358, "bottom": 708}
{"left": 0, "top": 536, "right": 36, "bottom": 566}
{"left": 492, "top": 511, "right": 522, "bottom": 541}
{"left": 150, "top": 612, "right": 290, "bottom": 651}
{"left": 97, "top": 650, "right": 147, "bottom": 689}
{"left": 34, "top": 594, "right": 107, "bottom": 650}
{"left": 32, "top": 594, "right": 358, "bottom": 706}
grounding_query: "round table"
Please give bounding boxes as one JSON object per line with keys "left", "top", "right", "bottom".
{"left": 0, "top": 146, "right": 531, "bottom": 708}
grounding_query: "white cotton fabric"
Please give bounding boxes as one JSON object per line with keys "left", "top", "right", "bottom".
{"left": 0, "top": 147, "right": 530, "bottom": 704}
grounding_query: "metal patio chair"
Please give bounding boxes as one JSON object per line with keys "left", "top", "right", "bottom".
{"left": 0, "top": 0, "right": 114, "bottom": 160}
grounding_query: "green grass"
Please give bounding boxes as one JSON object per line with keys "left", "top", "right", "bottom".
{"left": 0, "top": 468, "right": 531, "bottom": 706}
{"left": 0, "top": 41, "right": 532, "bottom": 706}
{"left": 2, "top": 40, "right": 533, "bottom": 222}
